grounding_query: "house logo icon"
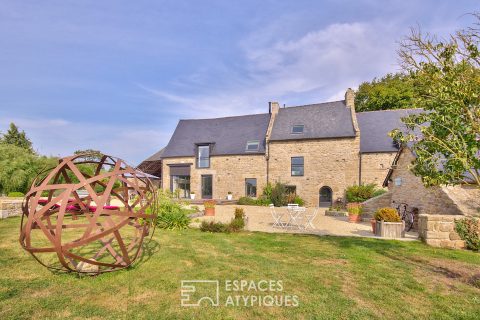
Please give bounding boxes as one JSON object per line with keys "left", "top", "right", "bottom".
{"left": 180, "top": 280, "right": 220, "bottom": 307}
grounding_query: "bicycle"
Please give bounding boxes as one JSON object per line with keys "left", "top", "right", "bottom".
{"left": 395, "top": 203, "right": 418, "bottom": 232}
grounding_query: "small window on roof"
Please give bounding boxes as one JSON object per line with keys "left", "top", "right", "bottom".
{"left": 246, "top": 140, "right": 260, "bottom": 151}
{"left": 291, "top": 124, "right": 304, "bottom": 134}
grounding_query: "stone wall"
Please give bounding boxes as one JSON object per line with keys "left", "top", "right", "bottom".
{"left": 418, "top": 214, "right": 465, "bottom": 249}
{"left": 0, "top": 198, "right": 23, "bottom": 219}
{"left": 268, "top": 137, "right": 360, "bottom": 206}
{"left": 388, "top": 150, "right": 463, "bottom": 215}
{"left": 361, "top": 192, "right": 392, "bottom": 218}
{"left": 360, "top": 152, "right": 396, "bottom": 186}
{"left": 162, "top": 154, "right": 267, "bottom": 200}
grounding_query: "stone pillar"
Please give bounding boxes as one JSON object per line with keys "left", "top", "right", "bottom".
{"left": 418, "top": 214, "right": 465, "bottom": 249}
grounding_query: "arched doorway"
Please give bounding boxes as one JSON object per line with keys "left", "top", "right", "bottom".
{"left": 319, "top": 186, "right": 332, "bottom": 207}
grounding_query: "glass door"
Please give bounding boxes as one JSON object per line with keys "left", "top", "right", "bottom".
{"left": 201, "top": 175, "right": 213, "bottom": 199}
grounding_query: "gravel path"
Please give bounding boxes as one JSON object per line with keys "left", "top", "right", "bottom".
{"left": 193, "top": 205, "right": 418, "bottom": 240}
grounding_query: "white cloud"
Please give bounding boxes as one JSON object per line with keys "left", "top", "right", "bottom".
{"left": 142, "top": 20, "right": 400, "bottom": 117}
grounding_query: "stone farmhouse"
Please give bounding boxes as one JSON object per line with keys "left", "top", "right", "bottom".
{"left": 140, "top": 89, "right": 421, "bottom": 206}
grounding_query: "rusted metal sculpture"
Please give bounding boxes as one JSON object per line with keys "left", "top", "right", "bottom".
{"left": 19, "top": 153, "right": 157, "bottom": 274}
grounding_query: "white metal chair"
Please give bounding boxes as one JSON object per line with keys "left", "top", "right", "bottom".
{"left": 287, "top": 206, "right": 306, "bottom": 229}
{"left": 304, "top": 207, "right": 319, "bottom": 230}
{"left": 270, "top": 204, "right": 285, "bottom": 228}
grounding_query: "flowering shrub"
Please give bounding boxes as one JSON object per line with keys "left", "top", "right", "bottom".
{"left": 374, "top": 207, "right": 401, "bottom": 222}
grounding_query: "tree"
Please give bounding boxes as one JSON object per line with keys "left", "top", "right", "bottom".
{"left": 391, "top": 14, "right": 480, "bottom": 188}
{"left": 0, "top": 144, "right": 57, "bottom": 194}
{"left": 74, "top": 149, "right": 104, "bottom": 161}
{"left": 354, "top": 73, "right": 415, "bottom": 112}
{"left": 1, "top": 123, "right": 33, "bottom": 152}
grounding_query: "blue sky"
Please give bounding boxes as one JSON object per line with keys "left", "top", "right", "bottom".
{"left": 0, "top": 0, "right": 478, "bottom": 164}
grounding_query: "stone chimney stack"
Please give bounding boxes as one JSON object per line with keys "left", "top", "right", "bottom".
{"left": 345, "top": 88, "right": 355, "bottom": 109}
{"left": 269, "top": 101, "right": 280, "bottom": 115}
{"left": 345, "top": 88, "right": 360, "bottom": 134}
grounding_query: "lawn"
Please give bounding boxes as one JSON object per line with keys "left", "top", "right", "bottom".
{"left": 1, "top": 216, "right": 479, "bottom": 320}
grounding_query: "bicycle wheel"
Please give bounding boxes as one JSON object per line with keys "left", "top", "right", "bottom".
{"left": 404, "top": 211, "right": 414, "bottom": 232}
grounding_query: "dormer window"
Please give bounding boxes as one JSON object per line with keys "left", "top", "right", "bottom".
{"left": 246, "top": 140, "right": 260, "bottom": 152}
{"left": 291, "top": 124, "right": 304, "bottom": 134}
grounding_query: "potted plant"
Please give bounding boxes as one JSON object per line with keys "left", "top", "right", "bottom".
{"left": 190, "top": 191, "right": 196, "bottom": 200}
{"left": 204, "top": 200, "right": 216, "bottom": 216}
{"left": 227, "top": 191, "right": 233, "bottom": 200}
{"left": 374, "top": 207, "right": 404, "bottom": 238}
{"left": 370, "top": 217, "right": 376, "bottom": 234}
{"left": 347, "top": 203, "right": 363, "bottom": 223}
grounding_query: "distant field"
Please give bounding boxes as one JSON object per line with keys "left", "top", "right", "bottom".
{"left": 1, "top": 216, "right": 479, "bottom": 319}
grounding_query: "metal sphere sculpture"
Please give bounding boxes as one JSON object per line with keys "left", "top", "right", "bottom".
{"left": 19, "top": 153, "right": 157, "bottom": 274}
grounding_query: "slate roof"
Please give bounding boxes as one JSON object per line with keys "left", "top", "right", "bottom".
{"left": 269, "top": 100, "right": 356, "bottom": 141}
{"left": 142, "top": 148, "right": 165, "bottom": 162}
{"left": 161, "top": 113, "right": 270, "bottom": 158}
{"left": 356, "top": 109, "right": 424, "bottom": 153}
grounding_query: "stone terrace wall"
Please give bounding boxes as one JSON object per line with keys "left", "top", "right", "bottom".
{"left": 361, "top": 192, "right": 392, "bottom": 218}
{"left": 0, "top": 198, "right": 23, "bottom": 219}
{"left": 418, "top": 214, "right": 465, "bottom": 249}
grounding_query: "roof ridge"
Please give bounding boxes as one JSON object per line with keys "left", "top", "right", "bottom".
{"left": 283, "top": 100, "right": 345, "bottom": 109}
{"left": 179, "top": 112, "right": 269, "bottom": 121}
{"left": 356, "top": 108, "right": 423, "bottom": 114}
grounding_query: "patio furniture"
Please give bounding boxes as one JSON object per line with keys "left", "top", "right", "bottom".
{"left": 269, "top": 204, "right": 285, "bottom": 228}
{"left": 304, "top": 207, "right": 319, "bottom": 230}
{"left": 286, "top": 206, "right": 306, "bottom": 229}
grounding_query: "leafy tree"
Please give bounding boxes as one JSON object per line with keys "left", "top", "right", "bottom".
{"left": 0, "top": 144, "right": 57, "bottom": 194}
{"left": 354, "top": 73, "right": 415, "bottom": 112}
{"left": 1, "top": 123, "right": 33, "bottom": 152}
{"left": 74, "top": 149, "right": 104, "bottom": 161}
{"left": 391, "top": 14, "right": 480, "bottom": 188}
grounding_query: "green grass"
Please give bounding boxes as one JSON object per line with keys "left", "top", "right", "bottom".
{"left": 1, "top": 216, "right": 480, "bottom": 319}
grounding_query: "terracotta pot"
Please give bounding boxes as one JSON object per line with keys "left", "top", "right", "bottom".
{"left": 348, "top": 214, "right": 361, "bottom": 223}
{"left": 204, "top": 207, "right": 215, "bottom": 216}
{"left": 371, "top": 219, "right": 376, "bottom": 234}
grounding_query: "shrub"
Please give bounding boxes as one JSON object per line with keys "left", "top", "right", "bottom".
{"left": 234, "top": 207, "right": 245, "bottom": 219}
{"left": 204, "top": 200, "right": 216, "bottom": 209}
{"left": 237, "top": 197, "right": 257, "bottom": 205}
{"left": 262, "top": 183, "right": 273, "bottom": 198}
{"left": 374, "top": 207, "right": 401, "bottom": 222}
{"left": 270, "top": 182, "right": 287, "bottom": 207}
{"left": 455, "top": 217, "right": 480, "bottom": 251}
{"left": 237, "top": 196, "right": 271, "bottom": 206}
{"left": 152, "top": 190, "right": 191, "bottom": 229}
{"left": 200, "top": 207, "right": 247, "bottom": 233}
{"left": 293, "top": 195, "right": 305, "bottom": 206}
{"left": 228, "top": 217, "right": 245, "bottom": 232}
{"left": 7, "top": 191, "right": 24, "bottom": 197}
{"left": 346, "top": 183, "right": 385, "bottom": 203}
{"left": 200, "top": 221, "right": 227, "bottom": 233}
{"left": 156, "top": 211, "right": 190, "bottom": 230}
{"left": 347, "top": 203, "right": 363, "bottom": 215}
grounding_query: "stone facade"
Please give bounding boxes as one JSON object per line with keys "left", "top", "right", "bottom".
{"left": 388, "top": 150, "right": 460, "bottom": 215}
{"left": 361, "top": 192, "right": 392, "bottom": 218}
{"left": 268, "top": 137, "right": 360, "bottom": 206}
{"left": 0, "top": 198, "right": 23, "bottom": 219}
{"left": 418, "top": 214, "right": 465, "bottom": 249}
{"left": 360, "top": 152, "right": 397, "bottom": 186}
{"left": 162, "top": 154, "right": 267, "bottom": 200}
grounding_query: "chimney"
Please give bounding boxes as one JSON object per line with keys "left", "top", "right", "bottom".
{"left": 345, "top": 88, "right": 360, "bottom": 134}
{"left": 269, "top": 101, "right": 280, "bottom": 115}
{"left": 345, "top": 88, "right": 355, "bottom": 109}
